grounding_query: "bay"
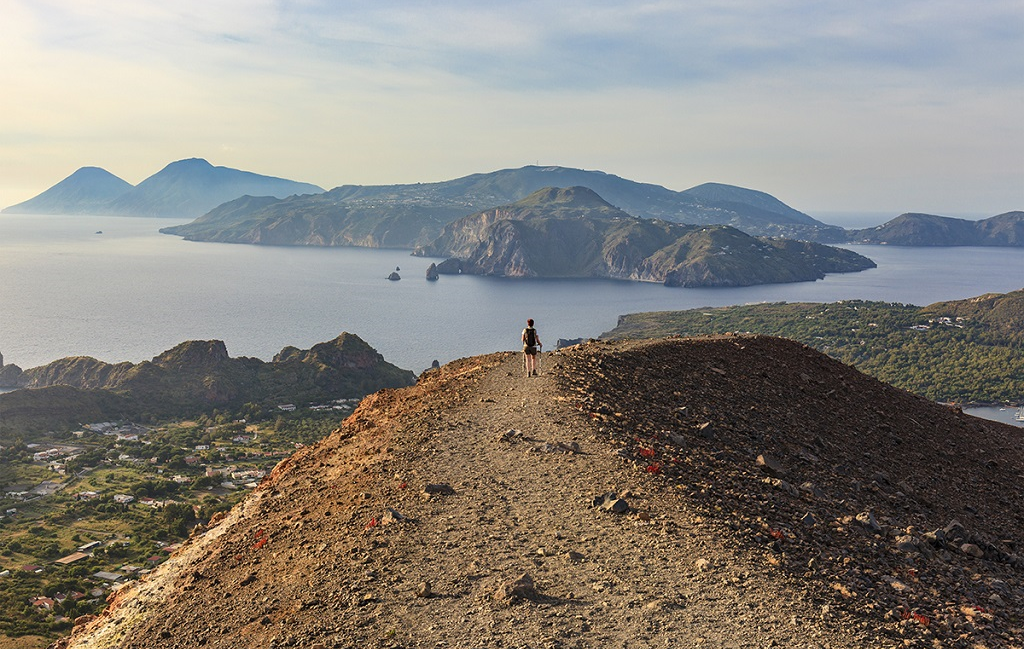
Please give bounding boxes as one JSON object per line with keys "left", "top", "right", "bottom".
{"left": 2, "top": 214, "right": 1024, "bottom": 379}
{"left": 962, "top": 406, "right": 1024, "bottom": 428}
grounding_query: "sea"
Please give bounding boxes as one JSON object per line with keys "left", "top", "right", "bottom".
{"left": 2, "top": 213, "right": 1023, "bottom": 424}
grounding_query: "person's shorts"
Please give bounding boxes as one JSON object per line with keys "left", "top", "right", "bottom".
{"left": 523, "top": 345, "right": 538, "bottom": 355}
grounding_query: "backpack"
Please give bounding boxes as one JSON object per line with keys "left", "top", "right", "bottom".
{"left": 524, "top": 327, "right": 537, "bottom": 347}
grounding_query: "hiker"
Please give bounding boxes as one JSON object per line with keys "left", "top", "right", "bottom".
{"left": 522, "top": 318, "right": 542, "bottom": 376}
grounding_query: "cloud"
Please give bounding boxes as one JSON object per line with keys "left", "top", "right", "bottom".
{"left": 15, "top": 1, "right": 1023, "bottom": 94}
{"left": 0, "top": 0, "right": 1021, "bottom": 213}
{"left": 264, "top": 1, "right": 1024, "bottom": 92}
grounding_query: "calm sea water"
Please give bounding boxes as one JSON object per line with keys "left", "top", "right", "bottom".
{"left": 3, "top": 214, "right": 1024, "bottom": 386}
{"left": 962, "top": 406, "right": 1024, "bottom": 428}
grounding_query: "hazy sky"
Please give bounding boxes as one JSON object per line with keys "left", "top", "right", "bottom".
{"left": 2, "top": 0, "right": 1022, "bottom": 217}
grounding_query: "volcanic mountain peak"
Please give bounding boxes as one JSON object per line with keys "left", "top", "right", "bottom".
{"left": 5, "top": 158, "right": 324, "bottom": 218}
{"left": 2, "top": 166, "right": 133, "bottom": 215}
{"left": 57, "top": 337, "right": 1024, "bottom": 649}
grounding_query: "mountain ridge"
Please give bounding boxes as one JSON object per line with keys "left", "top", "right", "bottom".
{"left": 160, "top": 164, "right": 845, "bottom": 246}
{"left": 0, "top": 333, "right": 415, "bottom": 435}
{"left": 52, "top": 336, "right": 1024, "bottom": 649}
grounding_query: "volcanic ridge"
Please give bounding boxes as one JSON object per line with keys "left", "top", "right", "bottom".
{"left": 55, "top": 336, "right": 1024, "bottom": 649}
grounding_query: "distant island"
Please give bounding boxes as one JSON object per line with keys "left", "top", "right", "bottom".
{"left": 0, "top": 333, "right": 415, "bottom": 435}
{"left": 151, "top": 166, "right": 1024, "bottom": 249}
{"left": 158, "top": 164, "right": 844, "bottom": 246}
{"left": 2, "top": 158, "right": 323, "bottom": 219}
{"left": 603, "top": 287, "right": 1024, "bottom": 403}
{"left": 844, "top": 211, "right": 1024, "bottom": 246}
{"left": 413, "top": 186, "right": 875, "bottom": 287}
{"left": 8, "top": 159, "right": 1020, "bottom": 247}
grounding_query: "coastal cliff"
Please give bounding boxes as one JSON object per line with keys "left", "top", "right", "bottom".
{"left": 416, "top": 187, "right": 874, "bottom": 287}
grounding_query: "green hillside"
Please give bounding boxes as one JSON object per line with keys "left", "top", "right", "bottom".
{"left": 603, "top": 289, "right": 1024, "bottom": 403}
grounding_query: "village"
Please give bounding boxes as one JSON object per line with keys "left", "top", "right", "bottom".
{"left": 0, "top": 398, "right": 358, "bottom": 638}
{"left": 908, "top": 315, "right": 967, "bottom": 332}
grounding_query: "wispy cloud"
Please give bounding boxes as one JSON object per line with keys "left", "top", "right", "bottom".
{"left": 0, "top": 0, "right": 1021, "bottom": 213}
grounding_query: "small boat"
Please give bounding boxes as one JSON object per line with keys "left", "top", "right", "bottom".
{"left": 95, "top": 230, "right": 103, "bottom": 234}
{"left": 1015, "top": 407, "right": 1024, "bottom": 422}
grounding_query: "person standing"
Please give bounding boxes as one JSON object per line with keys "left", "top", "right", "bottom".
{"left": 522, "top": 318, "right": 542, "bottom": 376}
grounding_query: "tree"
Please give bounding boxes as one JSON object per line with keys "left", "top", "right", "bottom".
{"left": 42, "top": 542, "right": 62, "bottom": 559}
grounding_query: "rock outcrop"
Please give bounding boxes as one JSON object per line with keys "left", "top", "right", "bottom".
{"left": 0, "top": 362, "right": 24, "bottom": 388}
{"left": 0, "top": 334, "right": 415, "bottom": 434}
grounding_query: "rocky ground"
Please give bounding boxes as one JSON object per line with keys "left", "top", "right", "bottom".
{"left": 54, "top": 336, "right": 1024, "bottom": 648}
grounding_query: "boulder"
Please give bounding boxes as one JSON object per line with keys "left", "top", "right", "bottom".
{"left": 756, "top": 454, "right": 785, "bottom": 478}
{"left": 592, "top": 492, "right": 629, "bottom": 514}
{"left": 894, "top": 535, "right": 919, "bottom": 554}
{"left": 961, "top": 543, "right": 985, "bottom": 558}
{"left": 423, "top": 483, "right": 456, "bottom": 496}
{"left": 855, "top": 511, "right": 881, "bottom": 533}
{"left": 381, "top": 508, "right": 406, "bottom": 525}
{"left": 493, "top": 573, "right": 538, "bottom": 604}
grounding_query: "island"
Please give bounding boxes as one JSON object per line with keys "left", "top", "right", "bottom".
{"left": 413, "top": 186, "right": 875, "bottom": 287}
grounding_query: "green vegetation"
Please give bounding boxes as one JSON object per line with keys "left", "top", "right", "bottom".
{"left": 0, "top": 402, "right": 351, "bottom": 643}
{"left": 0, "top": 322, "right": 396, "bottom": 645}
{"left": 604, "top": 289, "right": 1024, "bottom": 403}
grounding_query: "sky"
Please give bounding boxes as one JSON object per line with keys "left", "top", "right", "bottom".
{"left": 1, "top": 0, "right": 1022, "bottom": 219}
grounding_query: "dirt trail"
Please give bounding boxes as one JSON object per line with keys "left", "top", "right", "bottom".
{"left": 377, "top": 350, "right": 861, "bottom": 648}
{"left": 362, "top": 350, "right": 875, "bottom": 649}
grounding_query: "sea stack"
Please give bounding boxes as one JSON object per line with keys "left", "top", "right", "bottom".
{"left": 388, "top": 271, "right": 401, "bottom": 281}
{"left": 426, "top": 263, "right": 439, "bottom": 281}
